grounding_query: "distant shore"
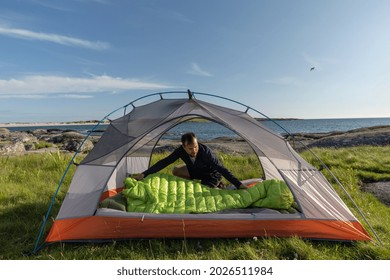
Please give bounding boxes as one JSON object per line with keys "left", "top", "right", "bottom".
{"left": 0, "top": 118, "right": 302, "bottom": 128}
{"left": 0, "top": 121, "right": 103, "bottom": 128}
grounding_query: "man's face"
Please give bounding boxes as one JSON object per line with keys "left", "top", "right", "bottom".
{"left": 183, "top": 138, "right": 199, "bottom": 158}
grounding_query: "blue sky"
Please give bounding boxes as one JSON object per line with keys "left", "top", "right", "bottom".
{"left": 1, "top": 0, "right": 390, "bottom": 123}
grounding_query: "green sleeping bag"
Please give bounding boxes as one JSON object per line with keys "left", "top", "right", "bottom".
{"left": 122, "top": 173, "right": 293, "bottom": 214}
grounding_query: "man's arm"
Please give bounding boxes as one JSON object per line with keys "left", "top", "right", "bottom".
{"left": 203, "top": 146, "right": 244, "bottom": 188}
{"left": 134, "top": 147, "right": 181, "bottom": 179}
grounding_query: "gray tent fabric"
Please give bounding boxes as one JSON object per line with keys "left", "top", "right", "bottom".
{"left": 40, "top": 91, "right": 373, "bottom": 246}
{"left": 57, "top": 95, "right": 353, "bottom": 222}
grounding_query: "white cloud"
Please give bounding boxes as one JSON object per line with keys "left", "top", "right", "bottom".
{"left": 0, "top": 74, "right": 173, "bottom": 98}
{"left": 187, "top": 63, "right": 213, "bottom": 77}
{"left": 0, "top": 94, "right": 47, "bottom": 99}
{"left": 0, "top": 26, "right": 109, "bottom": 50}
{"left": 60, "top": 94, "right": 94, "bottom": 99}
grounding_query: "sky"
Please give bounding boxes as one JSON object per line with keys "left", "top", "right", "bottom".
{"left": 1, "top": 0, "right": 390, "bottom": 123}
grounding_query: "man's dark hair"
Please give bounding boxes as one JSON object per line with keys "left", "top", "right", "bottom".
{"left": 181, "top": 132, "right": 197, "bottom": 145}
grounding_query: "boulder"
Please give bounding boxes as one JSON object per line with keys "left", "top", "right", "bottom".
{"left": 63, "top": 138, "right": 94, "bottom": 152}
{"left": 46, "top": 128, "right": 64, "bottom": 135}
{"left": 47, "top": 134, "right": 64, "bottom": 144}
{"left": 60, "top": 132, "right": 94, "bottom": 152}
{"left": 0, "top": 130, "right": 40, "bottom": 155}
{"left": 24, "top": 143, "right": 36, "bottom": 151}
{"left": 31, "top": 129, "right": 48, "bottom": 136}
{"left": 0, "top": 142, "right": 26, "bottom": 155}
{"left": 46, "top": 132, "right": 84, "bottom": 144}
{"left": 362, "top": 181, "right": 390, "bottom": 207}
{"left": 286, "top": 125, "right": 390, "bottom": 149}
{"left": 308, "top": 127, "right": 390, "bottom": 148}
{"left": 9, "top": 132, "right": 39, "bottom": 144}
{"left": 0, "top": 127, "right": 10, "bottom": 135}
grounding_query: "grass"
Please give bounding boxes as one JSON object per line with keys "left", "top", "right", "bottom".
{"left": 35, "top": 141, "right": 54, "bottom": 149}
{"left": 0, "top": 146, "right": 389, "bottom": 260}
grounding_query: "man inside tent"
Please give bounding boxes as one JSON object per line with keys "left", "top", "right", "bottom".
{"left": 132, "top": 132, "right": 247, "bottom": 189}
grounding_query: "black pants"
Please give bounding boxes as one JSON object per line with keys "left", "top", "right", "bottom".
{"left": 201, "top": 170, "right": 223, "bottom": 188}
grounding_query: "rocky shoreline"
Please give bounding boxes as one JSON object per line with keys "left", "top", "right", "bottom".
{"left": 285, "top": 125, "right": 390, "bottom": 150}
{"left": 1, "top": 125, "right": 390, "bottom": 156}
{"left": 0, "top": 128, "right": 99, "bottom": 155}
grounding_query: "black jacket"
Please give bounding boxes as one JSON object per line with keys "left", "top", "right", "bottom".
{"left": 142, "top": 143, "right": 242, "bottom": 188}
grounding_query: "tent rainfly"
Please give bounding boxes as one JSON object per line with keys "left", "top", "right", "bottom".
{"left": 34, "top": 91, "right": 374, "bottom": 252}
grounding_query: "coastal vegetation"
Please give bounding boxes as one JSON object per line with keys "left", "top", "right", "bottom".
{"left": 0, "top": 146, "right": 389, "bottom": 260}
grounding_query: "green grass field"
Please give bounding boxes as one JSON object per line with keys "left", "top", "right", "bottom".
{"left": 0, "top": 146, "right": 389, "bottom": 260}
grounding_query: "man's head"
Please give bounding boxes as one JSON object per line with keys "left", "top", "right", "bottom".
{"left": 181, "top": 132, "right": 199, "bottom": 158}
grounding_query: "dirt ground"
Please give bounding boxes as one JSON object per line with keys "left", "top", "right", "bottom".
{"left": 362, "top": 182, "right": 390, "bottom": 206}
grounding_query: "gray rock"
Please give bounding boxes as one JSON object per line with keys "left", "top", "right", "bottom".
{"left": 31, "top": 129, "right": 47, "bottom": 136}
{"left": 10, "top": 132, "right": 39, "bottom": 144}
{"left": 0, "top": 129, "right": 96, "bottom": 155}
{"left": 362, "top": 181, "right": 390, "bottom": 206}
{"left": 63, "top": 138, "right": 94, "bottom": 152}
{"left": 24, "top": 143, "right": 36, "bottom": 151}
{"left": 88, "top": 135, "right": 101, "bottom": 145}
{"left": 37, "top": 134, "right": 55, "bottom": 142}
{"left": 287, "top": 125, "right": 390, "bottom": 149}
{"left": 0, "top": 127, "right": 10, "bottom": 135}
{"left": 48, "top": 134, "right": 64, "bottom": 144}
{"left": 62, "top": 131, "right": 86, "bottom": 140}
{"left": 0, "top": 130, "right": 40, "bottom": 155}
{"left": 46, "top": 132, "right": 85, "bottom": 144}
{"left": 0, "top": 141, "right": 26, "bottom": 155}
{"left": 53, "top": 131, "right": 93, "bottom": 152}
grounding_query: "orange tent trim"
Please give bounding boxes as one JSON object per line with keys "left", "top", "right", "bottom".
{"left": 46, "top": 216, "right": 371, "bottom": 243}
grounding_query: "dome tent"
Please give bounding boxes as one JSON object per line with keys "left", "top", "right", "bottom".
{"left": 34, "top": 90, "right": 372, "bottom": 252}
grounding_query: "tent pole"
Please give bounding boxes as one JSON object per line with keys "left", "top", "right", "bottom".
{"left": 187, "top": 89, "right": 193, "bottom": 99}
{"left": 32, "top": 105, "right": 129, "bottom": 253}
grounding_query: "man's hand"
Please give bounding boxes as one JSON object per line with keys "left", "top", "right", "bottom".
{"left": 131, "top": 173, "right": 145, "bottom": 180}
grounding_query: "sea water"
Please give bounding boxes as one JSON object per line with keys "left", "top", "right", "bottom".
{"left": 4, "top": 117, "right": 390, "bottom": 141}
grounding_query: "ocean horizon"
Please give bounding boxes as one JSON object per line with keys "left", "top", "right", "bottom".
{"left": 2, "top": 117, "right": 390, "bottom": 141}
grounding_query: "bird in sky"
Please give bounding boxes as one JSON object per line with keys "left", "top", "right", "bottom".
{"left": 310, "top": 67, "right": 315, "bottom": 71}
